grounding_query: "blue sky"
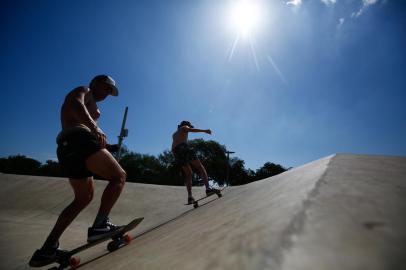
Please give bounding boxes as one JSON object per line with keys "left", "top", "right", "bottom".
{"left": 0, "top": 0, "right": 405, "bottom": 170}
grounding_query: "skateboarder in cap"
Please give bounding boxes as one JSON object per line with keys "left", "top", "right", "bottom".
{"left": 29, "top": 75, "right": 126, "bottom": 267}
{"left": 172, "top": 121, "right": 219, "bottom": 204}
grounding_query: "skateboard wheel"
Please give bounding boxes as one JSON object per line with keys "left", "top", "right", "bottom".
{"left": 107, "top": 241, "right": 119, "bottom": 252}
{"left": 217, "top": 193, "right": 222, "bottom": 198}
{"left": 193, "top": 203, "right": 198, "bottom": 208}
{"left": 69, "top": 256, "right": 80, "bottom": 267}
{"left": 123, "top": 234, "right": 132, "bottom": 244}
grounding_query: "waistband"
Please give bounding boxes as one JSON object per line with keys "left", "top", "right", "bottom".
{"left": 56, "top": 126, "right": 92, "bottom": 144}
{"left": 173, "top": 142, "right": 189, "bottom": 150}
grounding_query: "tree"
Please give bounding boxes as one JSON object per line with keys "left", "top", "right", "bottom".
{"left": 0, "top": 158, "right": 6, "bottom": 172}
{"left": 0, "top": 140, "right": 288, "bottom": 186}
{"left": 0, "top": 155, "right": 41, "bottom": 175}
{"left": 228, "top": 158, "right": 249, "bottom": 186}
{"left": 119, "top": 152, "right": 164, "bottom": 184}
{"left": 189, "top": 139, "right": 228, "bottom": 184}
{"left": 255, "top": 162, "right": 286, "bottom": 180}
{"left": 157, "top": 150, "right": 184, "bottom": 186}
{"left": 39, "top": 160, "right": 63, "bottom": 177}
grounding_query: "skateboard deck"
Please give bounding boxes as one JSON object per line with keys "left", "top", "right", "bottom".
{"left": 185, "top": 187, "right": 226, "bottom": 208}
{"left": 48, "top": 217, "right": 144, "bottom": 270}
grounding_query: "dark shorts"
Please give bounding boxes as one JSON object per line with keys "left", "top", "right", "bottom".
{"left": 56, "top": 127, "right": 101, "bottom": 178}
{"left": 173, "top": 143, "right": 198, "bottom": 167}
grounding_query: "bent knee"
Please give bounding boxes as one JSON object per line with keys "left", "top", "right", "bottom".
{"left": 111, "top": 169, "right": 126, "bottom": 186}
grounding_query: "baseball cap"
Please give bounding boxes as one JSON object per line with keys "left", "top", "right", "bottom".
{"left": 178, "top": 120, "right": 194, "bottom": 128}
{"left": 90, "top": 75, "right": 119, "bottom": 96}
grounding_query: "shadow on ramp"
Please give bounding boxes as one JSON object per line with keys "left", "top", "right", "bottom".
{"left": 71, "top": 196, "right": 221, "bottom": 269}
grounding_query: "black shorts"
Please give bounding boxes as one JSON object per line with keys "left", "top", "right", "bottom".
{"left": 56, "top": 128, "right": 101, "bottom": 178}
{"left": 173, "top": 143, "right": 198, "bottom": 166}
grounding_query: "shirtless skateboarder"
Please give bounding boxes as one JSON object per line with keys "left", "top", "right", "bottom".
{"left": 172, "top": 121, "right": 219, "bottom": 204}
{"left": 29, "top": 75, "right": 126, "bottom": 267}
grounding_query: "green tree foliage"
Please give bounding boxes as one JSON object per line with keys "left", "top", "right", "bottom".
{"left": 254, "top": 162, "right": 286, "bottom": 181}
{"left": 228, "top": 158, "right": 251, "bottom": 186}
{"left": 157, "top": 150, "right": 184, "bottom": 186}
{"left": 189, "top": 139, "right": 228, "bottom": 184}
{"left": 1, "top": 140, "right": 287, "bottom": 186}
{"left": 119, "top": 150, "right": 184, "bottom": 186}
{"left": 0, "top": 155, "right": 42, "bottom": 175}
{"left": 38, "top": 160, "right": 63, "bottom": 177}
{"left": 119, "top": 152, "right": 163, "bottom": 184}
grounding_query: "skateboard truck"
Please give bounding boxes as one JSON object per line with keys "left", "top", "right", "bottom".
{"left": 107, "top": 234, "right": 132, "bottom": 252}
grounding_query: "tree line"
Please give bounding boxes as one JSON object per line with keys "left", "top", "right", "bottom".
{"left": 0, "top": 139, "right": 287, "bottom": 186}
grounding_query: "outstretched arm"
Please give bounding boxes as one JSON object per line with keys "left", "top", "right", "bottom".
{"left": 182, "top": 126, "right": 212, "bottom": 135}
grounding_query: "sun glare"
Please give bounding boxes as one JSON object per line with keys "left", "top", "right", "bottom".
{"left": 226, "top": 0, "right": 272, "bottom": 72}
{"left": 229, "top": 1, "right": 262, "bottom": 39}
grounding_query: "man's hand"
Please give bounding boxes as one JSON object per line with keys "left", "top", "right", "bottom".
{"left": 106, "top": 144, "right": 119, "bottom": 153}
{"left": 93, "top": 127, "right": 107, "bottom": 148}
{"left": 206, "top": 129, "right": 212, "bottom": 135}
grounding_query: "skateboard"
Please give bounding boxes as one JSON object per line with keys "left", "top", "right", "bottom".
{"left": 48, "top": 217, "right": 144, "bottom": 270}
{"left": 185, "top": 187, "right": 225, "bottom": 208}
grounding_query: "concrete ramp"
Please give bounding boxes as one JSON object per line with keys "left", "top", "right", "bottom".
{"left": 1, "top": 154, "right": 405, "bottom": 270}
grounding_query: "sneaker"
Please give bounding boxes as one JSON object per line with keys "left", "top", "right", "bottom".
{"left": 187, "top": 196, "right": 195, "bottom": 204}
{"left": 206, "top": 188, "right": 219, "bottom": 196}
{"left": 87, "top": 218, "right": 122, "bottom": 242}
{"left": 29, "top": 243, "right": 67, "bottom": 267}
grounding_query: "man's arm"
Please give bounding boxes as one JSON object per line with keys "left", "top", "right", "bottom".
{"left": 106, "top": 144, "right": 119, "bottom": 153}
{"left": 182, "top": 126, "right": 212, "bottom": 135}
{"left": 65, "top": 87, "right": 107, "bottom": 147}
{"left": 65, "top": 87, "right": 99, "bottom": 131}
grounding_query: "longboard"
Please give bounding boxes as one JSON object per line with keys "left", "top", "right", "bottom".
{"left": 48, "top": 217, "right": 144, "bottom": 270}
{"left": 185, "top": 187, "right": 226, "bottom": 208}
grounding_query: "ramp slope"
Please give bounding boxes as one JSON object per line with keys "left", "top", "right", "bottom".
{"left": 0, "top": 154, "right": 405, "bottom": 270}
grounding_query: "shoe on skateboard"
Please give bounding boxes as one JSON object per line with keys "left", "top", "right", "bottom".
{"left": 187, "top": 196, "right": 195, "bottom": 204}
{"left": 88, "top": 218, "right": 123, "bottom": 242}
{"left": 185, "top": 187, "right": 225, "bottom": 208}
{"left": 205, "top": 188, "right": 220, "bottom": 196}
{"left": 29, "top": 217, "right": 144, "bottom": 269}
{"left": 29, "top": 243, "right": 68, "bottom": 267}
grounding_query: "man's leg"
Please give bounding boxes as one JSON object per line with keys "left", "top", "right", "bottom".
{"left": 190, "top": 159, "right": 210, "bottom": 189}
{"left": 182, "top": 164, "right": 193, "bottom": 198}
{"left": 43, "top": 177, "right": 94, "bottom": 248}
{"left": 85, "top": 149, "right": 126, "bottom": 223}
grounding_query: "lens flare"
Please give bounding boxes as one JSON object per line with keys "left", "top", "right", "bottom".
{"left": 229, "top": 1, "right": 262, "bottom": 39}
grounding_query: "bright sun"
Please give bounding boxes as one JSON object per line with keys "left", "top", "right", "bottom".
{"left": 228, "top": 1, "right": 262, "bottom": 39}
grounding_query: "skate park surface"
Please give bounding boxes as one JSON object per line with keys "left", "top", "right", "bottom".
{"left": 0, "top": 153, "right": 405, "bottom": 270}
